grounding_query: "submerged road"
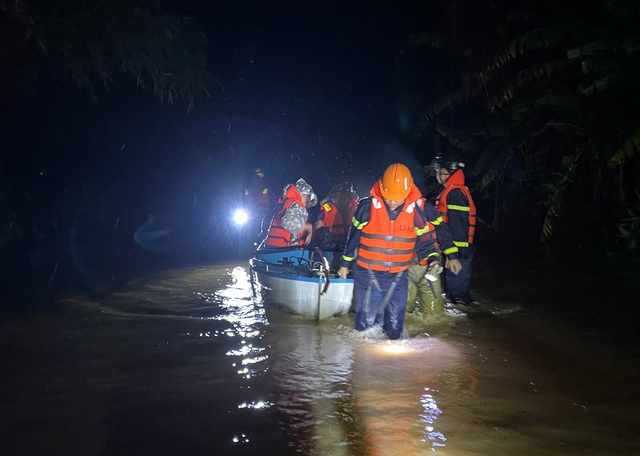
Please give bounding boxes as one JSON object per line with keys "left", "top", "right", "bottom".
{"left": 0, "top": 263, "right": 638, "bottom": 455}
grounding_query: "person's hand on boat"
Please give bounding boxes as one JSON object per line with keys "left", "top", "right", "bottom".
{"left": 445, "top": 257, "right": 462, "bottom": 275}
{"left": 337, "top": 266, "right": 349, "bottom": 279}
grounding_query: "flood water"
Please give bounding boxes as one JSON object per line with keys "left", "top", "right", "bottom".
{"left": 1, "top": 262, "right": 639, "bottom": 455}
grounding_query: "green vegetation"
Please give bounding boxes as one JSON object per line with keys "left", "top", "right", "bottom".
{"left": 0, "top": 0, "right": 216, "bottom": 252}
{"left": 1, "top": 0, "right": 214, "bottom": 109}
{"left": 407, "top": 0, "right": 640, "bottom": 272}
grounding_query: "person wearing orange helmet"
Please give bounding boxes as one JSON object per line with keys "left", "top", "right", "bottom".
{"left": 337, "top": 163, "right": 461, "bottom": 339}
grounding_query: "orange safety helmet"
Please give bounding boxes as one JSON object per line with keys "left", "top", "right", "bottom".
{"left": 379, "top": 163, "right": 413, "bottom": 201}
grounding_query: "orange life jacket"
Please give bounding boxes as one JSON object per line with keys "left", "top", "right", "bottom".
{"left": 435, "top": 170, "right": 476, "bottom": 247}
{"left": 265, "top": 185, "right": 306, "bottom": 247}
{"left": 356, "top": 184, "right": 424, "bottom": 273}
{"left": 320, "top": 201, "right": 348, "bottom": 236}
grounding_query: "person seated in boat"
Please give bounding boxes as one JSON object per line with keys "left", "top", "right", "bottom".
{"left": 311, "top": 181, "right": 359, "bottom": 251}
{"left": 264, "top": 178, "right": 317, "bottom": 248}
{"left": 337, "top": 163, "right": 461, "bottom": 340}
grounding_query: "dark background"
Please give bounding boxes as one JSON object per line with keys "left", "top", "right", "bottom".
{"left": 1, "top": 1, "right": 443, "bottom": 302}
{"left": 1, "top": 0, "right": 639, "bottom": 319}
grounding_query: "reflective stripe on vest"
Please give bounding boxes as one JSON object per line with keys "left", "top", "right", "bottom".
{"left": 355, "top": 196, "right": 420, "bottom": 273}
{"left": 321, "top": 202, "right": 347, "bottom": 236}
{"left": 435, "top": 184, "right": 476, "bottom": 245}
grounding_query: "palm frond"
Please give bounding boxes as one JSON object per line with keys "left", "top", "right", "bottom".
{"left": 487, "top": 25, "right": 569, "bottom": 72}
{"left": 608, "top": 129, "right": 640, "bottom": 168}
{"left": 419, "top": 92, "right": 462, "bottom": 128}
{"left": 538, "top": 151, "right": 583, "bottom": 242}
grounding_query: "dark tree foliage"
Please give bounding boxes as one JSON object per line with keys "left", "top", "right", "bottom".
{"left": 407, "top": 0, "right": 640, "bottom": 269}
{"left": 0, "top": 0, "right": 217, "bottom": 300}
{"left": 1, "top": 0, "right": 215, "bottom": 109}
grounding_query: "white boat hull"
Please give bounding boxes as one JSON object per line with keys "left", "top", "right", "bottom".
{"left": 250, "top": 248, "right": 354, "bottom": 320}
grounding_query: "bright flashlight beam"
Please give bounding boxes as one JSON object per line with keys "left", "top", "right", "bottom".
{"left": 372, "top": 342, "right": 414, "bottom": 356}
{"left": 233, "top": 209, "right": 249, "bottom": 226}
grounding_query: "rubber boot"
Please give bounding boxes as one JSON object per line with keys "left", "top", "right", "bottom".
{"left": 406, "top": 264, "right": 426, "bottom": 315}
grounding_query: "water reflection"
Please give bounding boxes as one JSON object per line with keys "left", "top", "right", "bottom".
{"left": 257, "top": 315, "right": 464, "bottom": 455}
{"left": 212, "top": 266, "right": 275, "bottom": 447}
{"left": 420, "top": 387, "right": 445, "bottom": 448}
{"left": 350, "top": 337, "right": 453, "bottom": 451}
{"left": 349, "top": 336, "right": 461, "bottom": 454}
{"left": 4, "top": 263, "right": 639, "bottom": 456}
{"left": 204, "top": 267, "right": 270, "bottom": 385}
{"left": 266, "top": 318, "right": 356, "bottom": 454}
{"left": 109, "top": 264, "right": 276, "bottom": 451}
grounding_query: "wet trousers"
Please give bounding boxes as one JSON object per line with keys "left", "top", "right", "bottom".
{"left": 443, "top": 245, "right": 475, "bottom": 303}
{"left": 353, "top": 265, "right": 408, "bottom": 340}
{"left": 406, "top": 264, "right": 446, "bottom": 316}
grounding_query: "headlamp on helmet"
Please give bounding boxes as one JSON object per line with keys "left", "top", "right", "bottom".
{"left": 434, "top": 153, "right": 465, "bottom": 173}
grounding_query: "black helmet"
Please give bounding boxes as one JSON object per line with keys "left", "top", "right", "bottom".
{"left": 328, "top": 181, "right": 357, "bottom": 198}
{"left": 434, "top": 153, "right": 465, "bottom": 173}
{"left": 338, "top": 181, "right": 357, "bottom": 194}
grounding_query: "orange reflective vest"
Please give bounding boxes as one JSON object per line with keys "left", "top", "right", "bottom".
{"left": 356, "top": 184, "right": 424, "bottom": 273}
{"left": 265, "top": 186, "right": 306, "bottom": 247}
{"left": 320, "top": 201, "right": 348, "bottom": 237}
{"left": 435, "top": 170, "right": 476, "bottom": 247}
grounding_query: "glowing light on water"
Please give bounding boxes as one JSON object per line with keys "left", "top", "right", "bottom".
{"left": 215, "top": 267, "right": 255, "bottom": 301}
{"left": 209, "top": 267, "right": 271, "bottom": 382}
{"left": 349, "top": 337, "right": 459, "bottom": 453}
{"left": 225, "top": 344, "right": 265, "bottom": 357}
{"left": 370, "top": 340, "right": 416, "bottom": 356}
{"left": 420, "top": 387, "right": 446, "bottom": 448}
{"left": 232, "top": 433, "right": 250, "bottom": 444}
{"left": 367, "top": 335, "right": 449, "bottom": 356}
{"left": 238, "top": 400, "right": 273, "bottom": 410}
{"left": 241, "top": 355, "right": 268, "bottom": 365}
{"left": 212, "top": 267, "right": 268, "bottom": 336}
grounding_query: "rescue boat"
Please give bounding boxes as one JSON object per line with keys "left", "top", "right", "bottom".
{"left": 249, "top": 247, "right": 354, "bottom": 320}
